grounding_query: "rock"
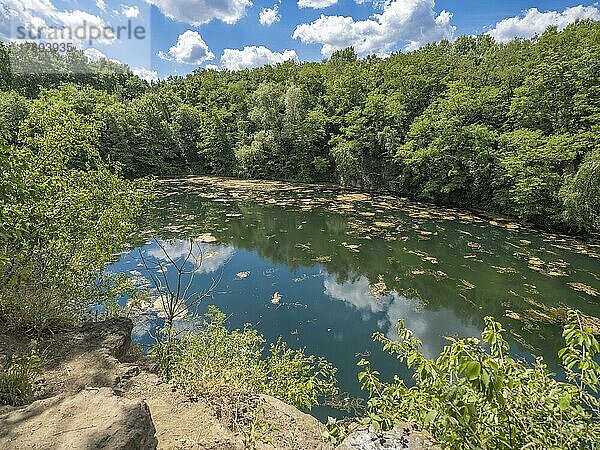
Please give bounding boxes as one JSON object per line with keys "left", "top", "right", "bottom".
{"left": 255, "top": 395, "right": 334, "bottom": 449}
{"left": 337, "top": 425, "right": 439, "bottom": 450}
{"left": 120, "top": 371, "right": 242, "bottom": 450}
{"left": 1, "top": 319, "right": 336, "bottom": 450}
{"left": 0, "top": 387, "right": 157, "bottom": 449}
{"left": 44, "top": 317, "right": 133, "bottom": 361}
{"left": 118, "top": 376, "right": 333, "bottom": 450}
{"left": 35, "top": 318, "right": 134, "bottom": 398}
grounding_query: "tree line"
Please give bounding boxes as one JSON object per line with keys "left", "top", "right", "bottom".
{"left": 1, "top": 20, "right": 599, "bottom": 234}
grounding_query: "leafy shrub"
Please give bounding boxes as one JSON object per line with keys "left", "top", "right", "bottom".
{"left": 0, "top": 137, "right": 148, "bottom": 332}
{"left": 560, "top": 149, "right": 600, "bottom": 234}
{"left": 358, "top": 311, "right": 599, "bottom": 449}
{"left": 153, "top": 306, "right": 338, "bottom": 411}
{"left": 0, "top": 351, "right": 41, "bottom": 406}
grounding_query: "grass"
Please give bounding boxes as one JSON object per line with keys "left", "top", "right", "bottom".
{"left": 0, "top": 351, "right": 41, "bottom": 406}
{"left": 0, "top": 286, "right": 75, "bottom": 335}
{"left": 152, "top": 306, "right": 339, "bottom": 411}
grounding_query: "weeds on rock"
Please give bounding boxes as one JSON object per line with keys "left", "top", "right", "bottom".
{"left": 152, "top": 306, "right": 339, "bottom": 412}
{"left": 0, "top": 351, "right": 41, "bottom": 406}
{"left": 0, "top": 286, "right": 74, "bottom": 335}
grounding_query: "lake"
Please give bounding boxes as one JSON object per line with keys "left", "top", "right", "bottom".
{"left": 108, "top": 177, "right": 600, "bottom": 416}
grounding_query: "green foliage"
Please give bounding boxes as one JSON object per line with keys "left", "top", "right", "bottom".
{"left": 0, "top": 88, "right": 149, "bottom": 331}
{"left": 560, "top": 149, "right": 600, "bottom": 232}
{"left": 0, "top": 91, "right": 29, "bottom": 146}
{"left": 171, "top": 103, "right": 205, "bottom": 173}
{"left": 92, "top": 272, "right": 144, "bottom": 321}
{"left": 0, "top": 351, "right": 41, "bottom": 406}
{"left": 121, "top": 90, "right": 179, "bottom": 176}
{"left": 197, "top": 108, "right": 236, "bottom": 176}
{"left": 267, "top": 337, "right": 339, "bottom": 410}
{"left": 19, "top": 92, "right": 102, "bottom": 169}
{"left": 324, "top": 416, "right": 345, "bottom": 446}
{"left": 2, "top": 43, "right": 148, "bottom": 99}
{"left": 358, "top": 311, "right": 599, "bottom": 449}
{"left": 0, "top": 286, "right": 74, "bottom": 333}
{"left": 153, "top": 306, "right": 338, "bottom": 411}
{"left": 235, "top": 82, "right": 326, "bottom": 182}
{"left": 3, "top": 21, "right": 600, "bottom": 233}
{"left": 397, "top": 83, "right": 503, "bottom": 205}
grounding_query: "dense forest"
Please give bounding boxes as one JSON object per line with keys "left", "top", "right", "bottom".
{"left": 1, "top": 20, "right": 599, "bottom": 236}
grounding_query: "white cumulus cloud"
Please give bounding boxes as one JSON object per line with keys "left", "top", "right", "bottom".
{"left": 84, "top": 47, "right": 122, "bottom": 64}
{"left": 132, "top": 66, "right": 159, "bottom": 82}
{"left": 96, "top": 0, "right": 107, "bottom": 11}
{"left": 159, "top": 30, "right": 214, "bottom": 65}
{"left": 121, "top": 4, "right": 140, "bottom": 18}
{"left": 298, "top": 0, "right": 338, "bottom": 8}
{"left": 144, "top": 0, "right": 252, "bottom": 25}
{"left": 259, "top": 5, "right": 280, "bottom": 26}
{"left": 54, "top": 9, "right": 105, "bottom": 29}
{"left": 84, "top": 47, "right": 108, "bottom": 61}
{"left": 293, "top": 0, "right": 455, "bottom": 56}
{"left": 220, "top": 45, "right": 298, "bottom": 71}
{"left": 487, "top": 5, "right": 600, "bottom": 43}
{"left": 0, "top": 0, "right": 116, "bottom": 45}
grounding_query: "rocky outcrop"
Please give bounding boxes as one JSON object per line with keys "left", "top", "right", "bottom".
{"left": 0, "top": 319, "right": 335, "bottom": 450}
{"left": 118, "top": 371, "right": 334, "bottom": 450}
{"left": 0, "top": 387, "right": 157, "bottom": 449}
{"left": 257, "top": 395, "right": 333, "bottom": 450}
{"left": 34, "top": 318, "right": 134, "bottom": 398}
{"left": 119, "top": 370, "right": 242, "bottom": 450}
{"left": 2, "top": 319, "right": 440, "bottom": 450}
{"left": 337, "top": 425, "right": 439, "bottom": 450}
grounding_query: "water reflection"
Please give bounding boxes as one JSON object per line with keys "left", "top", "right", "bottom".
{"left": 108, "top": 178, "right": 600, "bottom": 400}
{"left": 128, "top": 239, "right": 235, "bottom": 343}
{"left": 145, "top": 239, "right": 236, "bottom": 274}
{"left": 324, "top": 274, "right": 481, "bottom": 358}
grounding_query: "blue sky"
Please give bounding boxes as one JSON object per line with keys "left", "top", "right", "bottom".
{"left": 2, "top": 0, "right": 599, "bottom": 80}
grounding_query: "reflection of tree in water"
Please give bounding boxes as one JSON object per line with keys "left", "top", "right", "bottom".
{"left": 138, "top": 238, "right": 226, "bottom": 331}
{"left": 142, "top": 186, "right": 600, "bottom": 364}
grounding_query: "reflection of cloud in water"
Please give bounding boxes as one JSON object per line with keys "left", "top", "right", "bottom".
{"left": 324, "top": 275, "right": 386, "bottom": 319}
{"left": 324, "top": 275, "right": 480, "bottom": 357}
{"left": 145, "top": 239, "right": 235, "bottom": 274}
{"left": 132, "top": 312, "right": 196, "bottom": 345}
{"left": 129, "top": 239, "right": 233, "bottom": 344}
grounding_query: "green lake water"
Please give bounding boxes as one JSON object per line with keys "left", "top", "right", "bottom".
{"left": 108, "top": 177, "right": 600, "bottom": 416}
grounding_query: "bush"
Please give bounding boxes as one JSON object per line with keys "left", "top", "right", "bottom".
{"left": 0, "top": 286, "right": 74, "bottom": 334}
{"left": 152, "top": 306, "right": 338, "bottom": 411}
{"left": 560, "top": 150, "right": 600, "bottom": 233}
{"left": 0, "top": 139, "right": 148, "bottom": 332}
{"left": 358, "top": 311, "right": 599, "bottom": 449}
{"left": 0, "top": 351, "right": 41, "bottom": 406}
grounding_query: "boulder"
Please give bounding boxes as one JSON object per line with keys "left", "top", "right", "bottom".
{"left": 0, "top": 387, "right": 157, "bottom": 449}
{"left": 255, "top": 395, "right": 334, "bottom": 449}
{"left": 35, "top": 318, "right": 134, "bottom": 398}
{"left": 337, "top": 424, "right": 439, "bottom": 450}
{"left": 0, "top": 318, "right": 340, "bottom": 450}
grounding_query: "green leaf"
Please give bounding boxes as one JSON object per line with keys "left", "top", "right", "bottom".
{"left": 424, "top": 410, "right": 437, "bottom": 425}
{"left": 559, "top": 394, "right": 571, "bottom": 411}
{"left": 465, "top": 361, "right": 481, "bottom": 381}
